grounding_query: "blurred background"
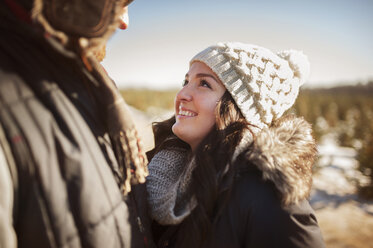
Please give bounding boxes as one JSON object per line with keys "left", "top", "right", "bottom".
{"left": 102, "top": 0, "right": 373, "bottom": 247}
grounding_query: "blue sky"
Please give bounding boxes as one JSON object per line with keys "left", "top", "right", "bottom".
{"left": 102, "top": 0, "right": 373, "bottom": 89}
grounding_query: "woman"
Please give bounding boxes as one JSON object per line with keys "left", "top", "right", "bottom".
{"left": 146, "top": 42, "right": 325, "bottom": 248}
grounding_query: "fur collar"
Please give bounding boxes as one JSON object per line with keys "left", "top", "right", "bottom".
{"left": 237, "top": 115, "right": 317, "bottom": 206}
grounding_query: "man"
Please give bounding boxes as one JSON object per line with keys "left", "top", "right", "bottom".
{"left": 0, "top": 0, "right": 153, "bottom": 247}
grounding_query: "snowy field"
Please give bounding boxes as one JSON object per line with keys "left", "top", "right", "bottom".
{"left": 309, "top": 134, "right": 373, "bottom": 248}
{"left": 311, "top": 133, "right": 372, "bottom": 212}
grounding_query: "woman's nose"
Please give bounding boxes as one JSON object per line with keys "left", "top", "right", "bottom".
{"left": 176, "top": 85, "right": 193, "bottom": 102}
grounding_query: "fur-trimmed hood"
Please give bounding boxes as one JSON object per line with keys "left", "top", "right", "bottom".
{"left": 236, "top": 115, "right": 317, "bottom": 206}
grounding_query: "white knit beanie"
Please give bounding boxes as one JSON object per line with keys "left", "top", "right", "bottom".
{"left": 190, "top": 42, "right": 310, "bottom": 130}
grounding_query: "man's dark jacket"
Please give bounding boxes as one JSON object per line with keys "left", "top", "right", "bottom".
{"left": 0, "top": 2, "right": 153, "bottom": 247}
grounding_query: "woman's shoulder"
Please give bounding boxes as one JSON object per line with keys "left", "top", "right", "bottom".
{"left": 231, "top": 166, "right": 312, "bottom": 213}
{"left": 225, "top": 168, "right": 325, "bottom": 247}
{"left": 233, "top": 114, "right": 317, "bottom": 206}
{"left": 231, "top": 164, "right": 283, "bottom": 210}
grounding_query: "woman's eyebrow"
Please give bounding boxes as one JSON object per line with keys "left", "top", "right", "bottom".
{"left": 185, "top": 73, "right": 219, "bottom": 83}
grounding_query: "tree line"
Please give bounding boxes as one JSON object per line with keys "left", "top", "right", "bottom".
{"left": 292, "top": 81, "right": 373, "bottom": 199}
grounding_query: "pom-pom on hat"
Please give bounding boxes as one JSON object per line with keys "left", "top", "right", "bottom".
{"left": 190, "top": 42, "right": 310, "bottom": 131}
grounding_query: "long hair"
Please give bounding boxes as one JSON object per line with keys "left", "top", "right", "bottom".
{"left": 147, "top": 91, "right": 255, "bottom": 247}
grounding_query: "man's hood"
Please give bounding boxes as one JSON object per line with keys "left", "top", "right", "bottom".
{"left": 38, "top": 0, "right": 129, "bottom": 35}
{"left": 238, "top": 115, "right": 317, "bottom": 206}
{"left": 25, "top": 0, "right": 131, "bottom": 52}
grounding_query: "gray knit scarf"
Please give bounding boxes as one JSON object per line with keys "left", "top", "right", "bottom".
{"left": 146, "top": 131, "right": 254, "bottom": 225}
{"left": 146, "top": 148, "right": 197, "bottom": 225}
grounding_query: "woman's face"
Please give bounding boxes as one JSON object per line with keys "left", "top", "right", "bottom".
{"left": 172, "top": 61, "right": 226, "bottom": 151}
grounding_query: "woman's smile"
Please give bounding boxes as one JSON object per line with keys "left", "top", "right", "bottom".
{"left": 177, "top": 106, "right": 197, "bottom": 118}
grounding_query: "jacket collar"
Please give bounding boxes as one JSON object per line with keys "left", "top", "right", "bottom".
{"left": 236, "top": 114, "right": 317, "bottom": 206}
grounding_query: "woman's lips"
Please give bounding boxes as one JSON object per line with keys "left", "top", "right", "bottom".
{"left": 178, "top": 106, "right": 197, "bottom": 117}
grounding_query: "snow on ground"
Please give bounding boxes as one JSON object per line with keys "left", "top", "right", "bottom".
{"left": 310, "top": 133, "right": 373, "bottom": 213}
{"left": 311, "top": 135, "right": 373, "bottom": 248}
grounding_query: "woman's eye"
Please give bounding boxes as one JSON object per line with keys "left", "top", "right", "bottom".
{"left": 182, "top": 79, "right": 188, "bottom": 87}
{"left": 200, "top": 80, "right": 211, "bottom": 89}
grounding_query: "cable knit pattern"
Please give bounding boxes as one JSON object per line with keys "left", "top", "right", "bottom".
{"left": 146, "top": 148, "right": 197, "bottom": 225}
{"left": 190, "top": 42, "right": 310, "bottom": 130}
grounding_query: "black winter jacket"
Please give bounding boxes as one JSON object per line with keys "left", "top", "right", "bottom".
{"left": 153, "top": 116, "right": 325, "bottom": 248}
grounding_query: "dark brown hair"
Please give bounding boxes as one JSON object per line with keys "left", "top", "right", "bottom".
{"left": 147, "top": 91, "right": 255, "bottom": 247}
